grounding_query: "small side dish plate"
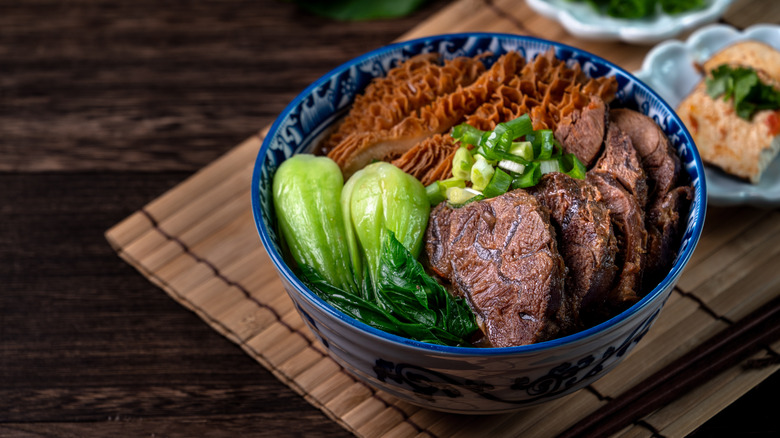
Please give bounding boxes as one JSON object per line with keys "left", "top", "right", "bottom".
{"left": 525, "top": 0, "right": 734, "bottom": 44}
{"left": 635, "top": 24, "right": 780, "bottom": 207}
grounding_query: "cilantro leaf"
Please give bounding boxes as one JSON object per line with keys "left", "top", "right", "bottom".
{"left": 705, "top": 65, "right": 780, "bottom": 120}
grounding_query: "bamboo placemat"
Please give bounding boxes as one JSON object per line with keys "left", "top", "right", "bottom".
{"left": 106, "top": 1, "right": 780, "bottom": 436}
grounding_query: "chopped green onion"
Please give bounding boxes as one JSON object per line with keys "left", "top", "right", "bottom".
{"left": 444, "top": 114, "right": 588, "bottom": 199}
{"left": 483, "top": 126, "right": 511, "bottom": 153}
{"left": 447, "top": 187, "right": 482, "bottom": 204}
{"left": 451, "top": 124, "right": 487, "bottom": 146}
{"left": 498, "top": 159, "right": 525, "bottom": 174}
{"left": 483, "top": 168, "right": 513, "bottom": 198}
{"left": 448, "top": 194, "right": 485, "bottom": 208}
{"left": 470, "top": 155, "right": 495, "bottom": 191}
{"left": 452, "top": 147, "right": 474, "bottom": 180}
{"left": 425, "top": 182, "right": 446, "bottom": 206}
{"left": 472, "top": 144, "right": 500, "bottom": 162}
{"left": 539, "top": 159, "right": 561, "bottom": 175}
{"left": 483, "top": 114, "right": 534, "bottom": 153}
{"left": 425, "top": 177, "right": 466, "bottom": 206}
{"left": 512, "top": 162, "right": 541, "bottom": 189}
{"left": 562, "top": 153, "right": 586, "bottom": 180}
{"left": 509, "top": 141, "right": 534, "bottom": 161}
{"left": 503, "top": 113, "right": 534, "bottom": 138}
{"left": 440, "top": 176, "right": 466, "bottom": 190}
{"left": 537, "top": 130, "right": 555, "bottom": 160}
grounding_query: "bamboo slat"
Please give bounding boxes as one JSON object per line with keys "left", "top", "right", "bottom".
{"left": 636, "top": 348, "right": 780, "bottom": 437}
{"left": 105, "top": 0, "right": 780, "bottom": 436}
{"left": 144, "top": 135, "right": 262, "bottom": 223}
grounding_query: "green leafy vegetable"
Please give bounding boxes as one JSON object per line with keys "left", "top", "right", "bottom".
{"left": 273, "top": 154, "right": 358, "bottom": 295}
{"left": 274, "top": 157, "right": 477, "bottom": 346}
{"left": 341, "top": 162, "right": 430, "bottom": 291}
{"left": 659, "top": 0, "right": 704, "bottom": 14}
{"left": 290, "top": 0, "right": 429, "bottom": 21}
{"left": 606, "top": 0, "right": 653, "bottom": 19}
{"left": 566, "top": 0, "right": 705, "bottom": 19}
{"left": 300, "top": 232, "right": 478, "bottom": 346}
{"left": 705, "top": 64, "right": 780, "bottom": 120}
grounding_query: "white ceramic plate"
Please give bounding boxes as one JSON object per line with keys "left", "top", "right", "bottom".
{"left": 525, "top": 0, "right": 734, "bottom": 44}
{"left": 635, "top": 24, "right": 780, "bottom": 207}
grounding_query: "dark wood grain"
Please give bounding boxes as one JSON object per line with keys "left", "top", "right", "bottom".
{"left": 0, "top": 172, "right": 352, "bottom": 436}
{"left": 0, "top": 0, "right": 450, "bottom": 172}
{"left": 0, "top": 0, "right": 776, "bottom": 436}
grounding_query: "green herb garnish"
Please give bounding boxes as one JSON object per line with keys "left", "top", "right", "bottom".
{"left": 705, "top": 64, "right": 780, "bottom": 120}
{"left": 290, "top": 0, "right": 428, "bottom": 21}
{"left": 301, "top": 231, "right": 478, "bottom": 346}
{"left": 567, "top": 0, "right": 705, "bottom": 19}
{"left": 426, "top": 114, "right": 586, "bottom": 206}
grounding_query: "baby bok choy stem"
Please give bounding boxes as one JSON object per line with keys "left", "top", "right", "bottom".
{"left": 272, "top": 154, "right": 359, "bottom": 295}
{"left": 272, "top": 156, "right": 478, "bottom": 346}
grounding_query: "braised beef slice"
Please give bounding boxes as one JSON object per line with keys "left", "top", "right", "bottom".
{"left": 554, "top": 96, "right": 608, "bottom": 167}
{"left": 643, "top": 185, "right": 694, "bottom": 289}
{"left": 609, "top": 109, "right": 692, "bottom": 288}
{"left": 530, "top": 173, "right": 618, "bottom": 321}
{"left": 594, "top": 124, "right": 649, "bottom": 209}
{"left": 609, "top": 109, "right": 680, "bottom": 199}
{"left": 586, "top": 171, "right": 647, "bottom": 307}
{"left": 425, "top": 190, "right": 572, "bottom": 347}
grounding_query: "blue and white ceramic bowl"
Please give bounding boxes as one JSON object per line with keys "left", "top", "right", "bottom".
{"left": 251, "top": 33, "right": 706, "bottom": 414}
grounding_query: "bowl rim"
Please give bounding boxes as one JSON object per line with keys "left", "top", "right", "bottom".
{"left": 251, "top": 31, "right": 707, "bottom": 356}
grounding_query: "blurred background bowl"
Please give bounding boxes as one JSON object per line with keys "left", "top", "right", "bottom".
{"left": 251, "top": 32, "right": 706, "bottom": 414}
{"left": 525, "top": 0, "right": 734, "bottom": 44}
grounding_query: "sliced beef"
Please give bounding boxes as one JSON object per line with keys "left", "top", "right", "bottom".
{"left": 554, "top": 96, "right": 608, "bottom": 167}
{"left": 609, "top": 108, "right": 692, "bottom": 289}
{"left": 609, "top": 109, "right": 680, "bottom": 200}
{"left": 425, "top": 190, "right": 572, "bottom": 347}
{"left": 643, "top": 185, "right": 694, "bottom": 289}
{"left": 530, "top": 173, "right": 618, "bottom": 322}
{"left": 586, "top": 171, "right": 647, "bottom": 308}
{"left": 594, "top": 124, "right": 649, "bottom": 209}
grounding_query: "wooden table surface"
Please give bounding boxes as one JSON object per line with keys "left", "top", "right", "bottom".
{"left": 1, "top": 0, "right": 776, "bottom": 436}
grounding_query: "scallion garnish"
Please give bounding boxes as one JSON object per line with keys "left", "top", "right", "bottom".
{"left": 452, "top": 146, "right": 474, "bottom": 180}
{"left": 498, "top": 159, "right": 525, "bottom": 175}
{"left": 436, "top": 114, "right": 586, "bottom": 206}
{"left": 512, "top": 162, "right": 541, "bottom": 189}
{"left": 425, "top": 177, "right": 465, "bottom": 206}
{"left": 562, "top": 153, "right": 587, "bottom": 180}
{"left": 470, "top": 154, "right": 495, "bottom": 191}
{"left": 447, "top": 187, "right": 482, "bottom": 205}
{"left": 483, "top": 167, "right": 513, "bottom": 198}
{"left": 539, "top": 159, "right": 561, "bottom": 175}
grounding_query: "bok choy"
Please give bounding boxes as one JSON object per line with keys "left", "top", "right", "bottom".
{"left": 272, "top": 157, "right": 478, "bottom": 346}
